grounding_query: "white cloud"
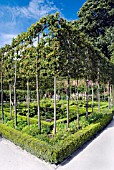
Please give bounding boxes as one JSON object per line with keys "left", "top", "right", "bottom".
{"left": 0, "top": 0, "right": 62, "bottom": 47}
{"left": 0, "top": 0, "right": 59, "bottom": 20}
{"left": 0, "top": 33, "right": 17, "bottom": 47}
{"left": 24, "top": 0, "right": 58, "bottom": 19}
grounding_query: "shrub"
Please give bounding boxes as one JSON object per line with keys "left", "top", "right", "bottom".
{"left": 0, "top": 113, "right": 113, "bottom": 164}
{"left": 22, "top": 124, "right": 40, "bottom": 136}
{"left": 6, "top": 119, "right": 27, "bottom": 131}
{"left": 0, "top": 124, "right": 55, "bottom": 163}
{"left": 53, "top": 113, "right": 113, "bottom": 163}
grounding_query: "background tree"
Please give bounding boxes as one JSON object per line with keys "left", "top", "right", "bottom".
{"left": 78, "top": 0, "right": 114, "bottom": 60}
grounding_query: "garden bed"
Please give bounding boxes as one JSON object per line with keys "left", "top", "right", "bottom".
{"left": 0, "top": 113, "right": 113, "bottom": 164}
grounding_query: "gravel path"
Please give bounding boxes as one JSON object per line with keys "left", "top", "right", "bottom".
{"left": 0, "top": 118, "right": 114, "bottom": 170}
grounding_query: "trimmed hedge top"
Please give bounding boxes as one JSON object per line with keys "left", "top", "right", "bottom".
{"left": 0, "top": 113, "right": 113, "bottom": 164}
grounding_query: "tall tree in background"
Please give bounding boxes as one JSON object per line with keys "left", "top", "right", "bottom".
{"left": 78, "top": 0, "right": 114, "bottom": 60}
{"left": 78, "top": 0, "right": 114, "bottom": 105}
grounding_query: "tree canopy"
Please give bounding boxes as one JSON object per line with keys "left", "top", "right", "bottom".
{"left": 78, "top": 0, "right": 114, "bottom": 60}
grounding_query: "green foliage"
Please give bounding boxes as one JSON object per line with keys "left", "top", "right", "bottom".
{"left": 53, "top": 113, "right": 113, "bottom": 163}
{"left": 78, "top": 0, "right": 114, "bottom": 59}
{"left": 0, "top": 123, "right": 55, "bottom": 163}
{"left": 6, "top": 119, "right": 27, "bottom": 131}
{"left": 22, "top": 124, "right": 40, "bottom": 136}
{"left": 0, "top": 113, "right": 112, "bottom": 164}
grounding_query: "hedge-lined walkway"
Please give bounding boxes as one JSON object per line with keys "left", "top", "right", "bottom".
{"left": 0, "top": 117, "right": 114, "bottom": 170}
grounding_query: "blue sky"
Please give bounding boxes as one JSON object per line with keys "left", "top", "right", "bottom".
{"left": 0, "top": 0, "right": 86, "bottom": 47}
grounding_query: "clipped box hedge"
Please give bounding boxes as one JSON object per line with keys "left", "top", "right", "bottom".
{"left": 3, "top": 111, "right": 67, "bottom": 130}
{"left": 0, "top": 123, "right": 57, "bottom": 163}
{"left": 0, "top": 113, "right": 113, "bottom": 164}
{"left": 54, "top": 113, "right": 113, "bottom": 163}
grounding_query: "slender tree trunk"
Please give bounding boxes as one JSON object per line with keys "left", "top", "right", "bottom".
{"left": 27, "top": 80, "right": 30, "bottom": 125}
{"left": 97, "top": 61, "right": 100, "bottom": 113}
{"left": 54, "top": 76, "right": 56, "bottom": 134}
{"left": 86, "top": 79, "right": 89, "bottom": 119}
{"left": 110, "top": 85, "right": 112, "bottom": 107}
{"left": 1, "top": 57, "right": 4, "bottom": 123}
{"left": 36, "top": 71, "right": 40, "bottom": 131}
{"left": 112, "top": 85, "right": 114, "bottom": 106}
{"left": 108, "top": 81, "right": 111, "bottom": 110}
{"left": 98, "top": 81, "right": 100, "bottom": 113}
{"left": 14, "top": 59, "right": 17, "bottom": 128}
{"left": 36, "top": 35, "right": 41, "bottom": 131}
{"left": 66, "top": 72, "right": 70, "bottom": 130}
{"left": 9, "top": 83, "right": 12, "bottom": 120}
{"left": 104, "top": 86, "right": 105, "bottom": 101}
{"left": 92, "top": 82, "right": 94, "bottom": 113}
{"left": 76, "top": 79, "right": 79, "bottom": 128}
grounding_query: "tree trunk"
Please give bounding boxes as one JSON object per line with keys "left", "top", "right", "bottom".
{"left": 103, "top": 86, "right": 105, "bottom": 101}
{"left": 36, "top": 35, "right": 41, "bottom": 132}
{"left": 76, "top": 79, "right": 80, "bottom": 129}
{"left": 54, "top": 76, "right": 56, "bottom": 134}
{"left": 1, "top": 57, "right": 4, "bottom": 123}
{"left": 9, "top": 83, "right": 12, "bottom": 120}
{"left": 112, "top": 85, "right": 114, "bottom": 106}
{"left": 27, "top": 80, "right": 30, "bottom": 125}
{"left": 98, "top": 82, "right": 100, "bottom": 113}
{"left": 36, "top": 71, "right": 40, "bottom": 131}
{"left": 97, "top": 61, "right": 100, "bottom": 113}
{"left": 14, "top": 60, "right": 17, "bottom": 128}
{"left": 66, "top": 72, "right": 70, "bottom": 130}
{"left": 86, "top": 79, "right": 89, "bottom": 119}
{"left": 108, "top": 81, "right": 111, "bottom": 109}
{"left": 110, "top": 85, "right": 112, "bottom": 107}
{"left": 92, "top": 82, "right": 94, "bottom": 113}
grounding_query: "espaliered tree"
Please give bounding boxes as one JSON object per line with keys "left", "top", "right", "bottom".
{"left": 0, "top": 11, "right": 113, "bottom": 134}
{"left": 6, "top": 12, "right": 63, "bottom": 131}
{"left": 19, "top": 45, "right": 36, "bottom": 125}
{"left": 38, "top": 15, "right": 68, "bottom": 133}
{"left": 12, "top": 46, "right": 18, "bottom": 128}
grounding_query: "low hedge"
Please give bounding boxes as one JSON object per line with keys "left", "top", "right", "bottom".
{"left": 3, "top": 111, "right": 54, "bottom": 128}
{"left": 54, "top": 113, "right": 113, "bottom": 163}
{"left": 2, "top": 111, "right": 71, "bottom": 131}
{"left": 0, "top": 113, "right": 113, "bottom": 164}
{"left": 0, "top": 123, "right": 56, "bottom": 163}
